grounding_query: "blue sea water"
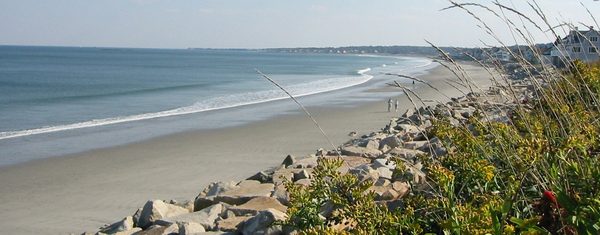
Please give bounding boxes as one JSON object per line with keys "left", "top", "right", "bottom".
{"left": 0, "top": 46, "right": 433, "bottom": 165}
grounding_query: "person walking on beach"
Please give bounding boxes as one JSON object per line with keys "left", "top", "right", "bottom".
{"left": 394, "top": 99, "right": 399, "bottom": 112}
{"left": 387, "top": 98, "right": 393, "bottom": 112}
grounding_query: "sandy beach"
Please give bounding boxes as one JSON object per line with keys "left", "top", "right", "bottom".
{"left": 0, "top": 63, "right": 496, "bottom": 234}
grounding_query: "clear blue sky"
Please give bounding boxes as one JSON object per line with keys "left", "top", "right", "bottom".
{"left": 0, "top": 0, "right": 598, "bottom": 49}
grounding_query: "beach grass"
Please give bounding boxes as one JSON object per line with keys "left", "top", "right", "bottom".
{"left": 279, "top": 1, "right": 600, "bottom": 234}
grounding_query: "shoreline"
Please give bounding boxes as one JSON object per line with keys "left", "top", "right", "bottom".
{"left": 0, "top": 55, "right": 431, "bottom": 167}
{"left": 0, "top": 62, "right": 496, "bottom": 234}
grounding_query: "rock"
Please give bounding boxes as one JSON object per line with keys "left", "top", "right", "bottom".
{"left": 381, "top": 188, "right": 400, "bottom": 200}
{"left": 271, "top": 183, "right": 290, "bottom": 206}
{"left": 402, "top": 108, "right": 415, "bottom": 118}
{"left": 241, "top": 209, "right": 287, "bottom": 235}
{"left": 367, "top": 186, "right": 388, "bottom": 198}
{"left": 237, "top": 180, "right": 261, "bottom": 187}
{"left": 132, "top": 208, "right": 143, "bottom": 227}
{"left": 396, "top": 124, "right": 420, "bottom": 135}
{"left": 376, "top": 167, "right": 393, "bottom": 180}
{"left": 374, "top": 178, "right": 391, "bottom": 187}
{"left": 448, "top": 117, "right": 461, "bottom": 127}
{"left": 291, "top": 156, "right": 318, "bottom": 168}
{"left": 295, "top": 178, "right": 312, "bottom": 187}
{"left": 388, "top": 148, "right": 425, "bottom": 161}
{"left": 199, "top": 181, "right": 239, "bottom": 198}
{"left": 131, "top": 225, "right": 165, "bottom": 235}
{"left": 228, "top": 196, "right": 287, "bottom": 216}
{"left": 368, "top": 185, "right": 402, "bottom": 201}
{"left": 360, "top": 139, "right": 380, "bottom": 150}
{"left": 195, "top": 181, "right": 238, "bottom": 211}
{"left": 247, "top": 171, "right": 272, "bottom": 184}
{"left": 369, "top": 132, "right": 388, "bottom": 140}
{"left": 403, "top": 141, "right": 428, "bottom": 150}
{"left": 349, "top": 165, "right": 380, "bottom": 182}
{"left": 458, "top": 106, "right": 476, "bottom": 118}
{"left": 372, "top": 158, "right": 396, "bottom": 170}
{"left": 420, "top": 119, "right": 433, "bottom": 129}
{"left": 282, "top": 155, "right": 296, "bottom": 168}
{"left": 293, "top": 169, "right": 310, "bottom": 181}
{"left": 222, "top": 209, "right": 236, "bottom": 220}
{"left": 193, "top": 232, "right": 237, "bottom": 235}
{"left": 383, "top": 120, "right": 395, "bottom": 134}
{"left": 316, "top": 148, "right": 326, "bottom": 157}
{"left": 216, "top": 216, "right": 252, "bottom": 232}
{"left": 392, "top": 181, "right": 410, "bottom": 198}
{"left": 99, "top": 216, "right": 135, "bottom": 234}
{"left": 138, "top": 200, "right": 190, "bottom": 229}
{"left": 215, "top": 182, "right": 275, "bottom": 206}
{"left": 405, "top": 167, "right": 427, "bottom": 185}
{"left": 162, "top": 224, "right": 179, "bottom": 235}
{"left": 380, "top": 144, "right": 392, "bottom": 153}
{"left": 379, "top": 136, "right": 402, "bottom": 149}
{"left": 155, "top": 203, "right": 223, "bottom": 230}
{"left": 271, "top": 169, "right": 298, "bottom": 185}
{"left": 340, "top": 146, "right": 382, "bottom": 159}
{"left": 168, "top": 200, "right": 195, "bottom": 213}
{"left": 103, "top": 227, "right": 141, "bottom": 235}
{"left": 178, "top": 222, "right": 205, "bottom": 235}
{"left": 332, "top": 156, "right": 370, "bottom": 174}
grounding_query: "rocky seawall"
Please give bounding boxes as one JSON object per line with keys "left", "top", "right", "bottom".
{"left": 81, "top": 72, "right": 534, "bottom": 235}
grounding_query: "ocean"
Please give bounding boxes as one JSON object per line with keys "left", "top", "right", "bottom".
{"left": 0, "top": 46, "right": 434, "bottom": 165}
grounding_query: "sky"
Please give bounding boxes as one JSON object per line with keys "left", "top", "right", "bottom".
{"left": 0, "top": 0, "right": 598, "bottom": 49}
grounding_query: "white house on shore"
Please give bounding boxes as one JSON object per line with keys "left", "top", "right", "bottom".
{"left": 549, "top": 27, "right": 600, "bottom": 66}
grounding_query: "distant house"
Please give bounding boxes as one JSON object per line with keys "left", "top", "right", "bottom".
{"left": 488, "top": 48, "right": 512, "bottom": 63}
{"left": 549, "top": 27, "right": 600, "bottom": 66}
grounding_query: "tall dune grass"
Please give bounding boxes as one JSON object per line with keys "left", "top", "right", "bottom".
{"left": 278, "top": 1, "right": 600, "bottom": 234}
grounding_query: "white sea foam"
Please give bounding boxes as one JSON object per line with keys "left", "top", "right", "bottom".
{"left": 357, "top": 67, "right": 371, "bottom": 74}
{"left": 0, "top": 69, "right": 375, "bottom": 140}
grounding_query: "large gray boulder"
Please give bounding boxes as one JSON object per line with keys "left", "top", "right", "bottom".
{"left": 333, "top": 156, "right": 371, "bottom": 174}
{"left": 195, "top": 181, "right": 275, "bottom": 210}
{"left": 228, "top": 196, "right": 287, "bottom": 216}
{"left": 388, "top": 148, "right": 425, "bottom": 161}
{"left": 372, "top": 158, "right": 396, "bottom": 170}
{"left": 349, "top": 164, "right": 380, "bottom": 182}
{"left": 379, "top": 136, "right": 402, "bottom": 149}
{"left": 100, "top": 227, "right": 141, "bottom": 235}
{"left": 375, "top": 167, "right": 393, "bottom": 180}
{"left": 241, "top": 209, "right": 287, "bottom": 235}
{"left": 155, "top": 203, "right": 223, "bottom": 230}
{"left": 340, "top": 146, "right": 382, "bottom": 159}
{"left": 200, "top": 181, "right": 239, "bottom": 198}
{"left": 137, "top": 200, "right": 189, "bottom": 229}
{"left": 247, "top": 171, "right": 272, "bottom": 184}
{"left": 215, "top": 182, "right": 275, "bottom": 205}
{"left": 271, "top": 168, "right": 299, "bottom": 185}
{"left": 270, "top": 183, "right": 290, "bottom": 206}
{"left": 281, "top": 155, "right": 296, "bottom": 168}
{"left": 360, "top": 139, "right": 380, "bottom": 150}
{"left": 195, "top": 182, "right": 239, "bottom": 211}
{"left": 99, "top": 216, "right": 134, "bottom": 234}
{"left": 290, "top": 156, "right": 318, "bottom": 169}
{"left": 293, "top": 169, "right": 311, "bottom": 181}
{"left": 216, "top": 215, "right": 252, "bottom": 232}
{"left": 396, "top": 124, "right": 421, "bottom": 135}
{"left": 403, "top": 140, "right": 428, "bottom": 150}
{"left": 178, "top": 221, "right": 206, "bottom": 235}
